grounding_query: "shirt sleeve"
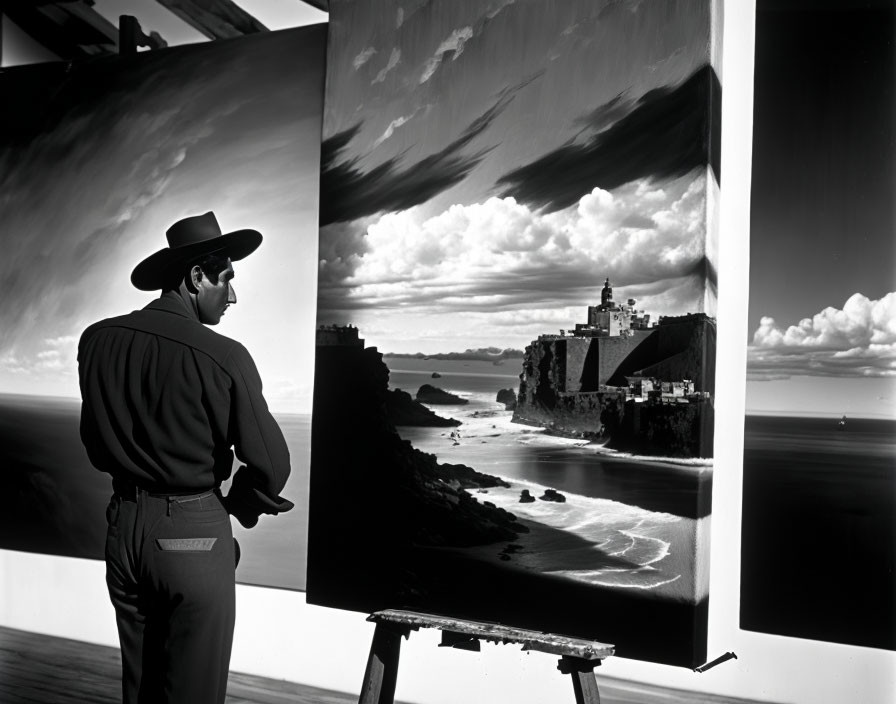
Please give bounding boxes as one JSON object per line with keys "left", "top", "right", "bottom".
{"left": 224, "top": 342, "right": 294, "bottom": 525}
{"left": 77, "top": 329, "right": 106, "bottom": 470}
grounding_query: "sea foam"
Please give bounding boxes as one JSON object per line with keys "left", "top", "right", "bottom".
{"left": 478, "top": 477, "right": 687, "bottom": 593}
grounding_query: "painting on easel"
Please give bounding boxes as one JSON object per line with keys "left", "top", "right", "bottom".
{"left": 0, "top": 26, "right": 326, "bottom": 592}
{"left": 741, "top": 0, "right": 895, "bottom": 651}
{"left": 309, "top": 0, "right": 722, "bottom": 667}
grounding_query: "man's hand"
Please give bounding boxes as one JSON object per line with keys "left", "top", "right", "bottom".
{"left": 222, "top": 493, "right": 259, "bottom": 529}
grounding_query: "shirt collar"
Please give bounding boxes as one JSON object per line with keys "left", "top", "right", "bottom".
{"left": 145, "top": 291, "right": 200, "bottom": 322}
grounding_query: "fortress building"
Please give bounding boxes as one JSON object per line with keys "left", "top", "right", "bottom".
{"left": 575, "top": 278, "right": 653, "bottom": 338}
{"left": 512, "top": 278, "right": 715, "bottom": 458}
{"left": 316, "top": 324, "right": 364, "bottom": 348}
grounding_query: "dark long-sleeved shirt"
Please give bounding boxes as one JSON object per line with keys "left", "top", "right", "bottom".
{"left": 78, "top": 292, "right": 293, "bottom": 522}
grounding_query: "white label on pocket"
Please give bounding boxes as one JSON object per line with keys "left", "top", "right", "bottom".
{"left": 156, "top": 538, "right": 217, "bottom": 551}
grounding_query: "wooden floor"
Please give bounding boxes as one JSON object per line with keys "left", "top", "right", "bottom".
{"left": 0, "top": 626, "right": 771, "bottom": 704}
{"left": 0, "top": 626, "right": 362, "bottom": 704}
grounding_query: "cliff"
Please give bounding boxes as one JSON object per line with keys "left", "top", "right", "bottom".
{"left": 601, "top": 394, "right": 715, "bottom": 458}
{"left": 513, "top": 315, "right": 716, "bottom": 458}
{"left": 385, "top": 388, "right": 460, "bottom": 427}
{"left": 308, "top": 343, "right": 527, "bottom": 608}
{"left": 416, "top": 384, "right": 468, "bottom": 405}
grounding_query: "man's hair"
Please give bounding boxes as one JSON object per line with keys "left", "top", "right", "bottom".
{"left": 161, "top": 253, "right": 231, "bottom": 292}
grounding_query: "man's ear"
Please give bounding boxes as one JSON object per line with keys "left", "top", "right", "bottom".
{"left": 186, "top": 265, "right": 203, "bottom": 293}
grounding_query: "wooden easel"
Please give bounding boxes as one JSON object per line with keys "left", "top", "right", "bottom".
{"left": 358, "top": 610, "right": 614, "bottom": 704}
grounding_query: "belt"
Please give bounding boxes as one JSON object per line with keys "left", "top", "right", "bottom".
{"left": 112, "top": 477, "right": 217, "bottom": 502}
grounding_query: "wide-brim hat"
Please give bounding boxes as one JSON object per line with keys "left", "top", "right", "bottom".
{"left": 131, "top": 211, "right": 262, "bottom": 291}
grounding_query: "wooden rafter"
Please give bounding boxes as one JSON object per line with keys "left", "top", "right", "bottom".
{"left": 0, "top": 0, "right": 323, "bottom": 63}
{"left": 0, "top": 0, "right": 120, "bottom": 58}
{"left": 153, "top": 0, "right": 267, "bottom": 40}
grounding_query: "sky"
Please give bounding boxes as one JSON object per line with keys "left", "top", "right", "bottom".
{"left": 746, "top": 0, "right": 896, "bottom": 419}
{"left": 317, "top": 0, "right": 722, "bottom": 355}
{"left": 0, "top": 25, "right": 326, "bottom": 413}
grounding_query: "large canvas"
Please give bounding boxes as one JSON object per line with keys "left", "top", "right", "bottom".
{"left": 0, "top": 25, "right": 326, "bottom": 591}
{"left": 741, "top": 0, "right": 895, "bottom": 650}
{"left": 309, "top": 0, "right": 721, "bottom": 667}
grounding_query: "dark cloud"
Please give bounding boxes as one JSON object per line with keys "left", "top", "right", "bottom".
{"left": 496, "top": 64, "right": 722, "bottom": 211}
{"left": 494, "top": 68, "right": 545, "bottom": 103}
{"left": 319, "top": 92, "right": 517, "bottom": 226}
{"left": 572, "top": 91, "right": 637, "bottom": 134}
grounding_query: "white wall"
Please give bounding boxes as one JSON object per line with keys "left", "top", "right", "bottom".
{"left": 2, "top": 3, "right": 895, "bottom": 703}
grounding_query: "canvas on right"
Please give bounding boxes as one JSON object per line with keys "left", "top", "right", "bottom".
{"left": 740, "top": 0, "right": 895, "bottom": 650}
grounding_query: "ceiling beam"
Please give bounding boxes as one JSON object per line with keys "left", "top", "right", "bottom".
{"left": 154, "top": 0, "right": 267, "bottom": 40}
{"left": 0, "top": 0, "right": 120, "bottom": 59}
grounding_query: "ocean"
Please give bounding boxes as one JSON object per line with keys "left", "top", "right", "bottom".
{"left": 0, "top": 393, "right": 310, "bottom": 591}
{"left": 740, "top": 414, "right": 896, "bottom": 650}
{"left": 386, "top": 357, "right": 712, "bottom": 601}
{"left": 0, "top": 359, "right": 714, "bottom": 600}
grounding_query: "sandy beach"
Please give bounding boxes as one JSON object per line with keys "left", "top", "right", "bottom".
{"left": 392, "top": 382, "right": 711, "bottom": 604}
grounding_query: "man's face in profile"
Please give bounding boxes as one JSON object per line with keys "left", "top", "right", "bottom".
{"left": 196, "top": 259, "right": 236, "bottom": 325}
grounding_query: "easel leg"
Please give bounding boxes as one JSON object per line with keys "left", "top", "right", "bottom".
{"left": 359, "top": 623, "right": 406, "bottom": 704}
{"left": 559, "top": 656, "right": 601, "bottom": 704}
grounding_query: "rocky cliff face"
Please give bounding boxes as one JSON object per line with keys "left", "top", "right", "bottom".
{"left": 602, "top": 395, "right": 715, "bottom": 458}
{"left": 307, "top": 343, "right": 527, "bottom": 608}
{"left": 416, "top": 384, "right": 468, "bottom": 405}
{"left": 513, "top": 316, "right": 716, "bottom": 457}
{"left": 385, "top": 388, "right": 460, "bottom": 427}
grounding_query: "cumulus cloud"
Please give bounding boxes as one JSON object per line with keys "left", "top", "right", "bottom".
{"left": 420, "top": 27, "right": 474, "bottom": 84}
{"left": 749, "top": 292, "right": 896, "bottom": 379}
{"left": 0, "top": 334, "right": 80, "bottom": 380}
{"left": 0, "top": 352, "right": 27, "bottom": 375}
{"left": 353, "top": 46, "right": 377, "bottom": 70}
{"left": 319, "top": 170, "right": 711, "bottom": 321}
{"left": 373, "top": 47, "right": 401, "bottom": 84}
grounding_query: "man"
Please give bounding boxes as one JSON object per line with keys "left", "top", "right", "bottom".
{"left": 78, "top": 212, "right": 293, "bottom": 704}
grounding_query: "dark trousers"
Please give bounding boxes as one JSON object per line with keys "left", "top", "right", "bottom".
{"left": 105, "top": 487, "right": 236, "bottom": 704}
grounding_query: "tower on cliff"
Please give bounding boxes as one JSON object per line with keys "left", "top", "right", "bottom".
{"left": 601, "top": 277, "right": 613, "bottom": 309}
{"left": 578, "top": 277, "right": 651, "bottom": 337}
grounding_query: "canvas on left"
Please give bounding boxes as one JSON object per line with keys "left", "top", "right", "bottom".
{"left": 0, "top": 25, "right": 326, "bottom": 591}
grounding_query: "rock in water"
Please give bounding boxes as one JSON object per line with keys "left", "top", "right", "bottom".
{"left": 496, "top": 388, "right": 517, "bottom": 410}
{"left": 519, "top": 489, "right": 535, "bottom": 503}
{"left": 416, "top": 384, "right": 468, "bottom": 405}
{"left": 385, "top": 388, "right": 460, "bottom": 427}
{"left": 539, "top": 489, "right": 566, "bottom": 503}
